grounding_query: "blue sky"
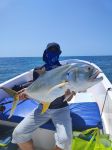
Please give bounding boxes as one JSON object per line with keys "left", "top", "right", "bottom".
{"left": 0, "top": 0, "right": 112, "bottom": 57}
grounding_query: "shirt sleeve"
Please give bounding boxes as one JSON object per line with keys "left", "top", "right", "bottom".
{"left": 33, "top": 66, "right": 44, "bottom": 81}
{"left": 33, "top": 68, "right": 40, "bottom": 81}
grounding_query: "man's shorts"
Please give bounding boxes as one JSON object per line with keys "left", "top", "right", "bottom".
{"left": 12, "top": 104, "right": 72, "bottom": 150}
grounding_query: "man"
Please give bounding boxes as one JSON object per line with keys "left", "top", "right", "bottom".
{"left": 12, "top": 43, "right": 75, "bottom": 150}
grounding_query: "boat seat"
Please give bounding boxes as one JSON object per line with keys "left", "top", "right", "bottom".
{"left": 0, "top": 97, "right": 103, "bottom": 131}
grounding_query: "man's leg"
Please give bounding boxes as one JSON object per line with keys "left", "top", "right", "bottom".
{"left": 12, "top": 104, "right": 50, "bottom": 150}
{"left": 18, "top": 140, "right": 34, "bottom": 150}
{"left": 53, "top": 145, "right": 63, "bottom": 150}
{"left": 54, "top": 145, "right": 67, "bottom": 150}
{"left": 52, "top": 106, "right": 73, "bottom": 150}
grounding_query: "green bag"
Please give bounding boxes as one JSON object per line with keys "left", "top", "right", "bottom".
{"left": 94, "top": 129, "right": 112, "bottom": 150}
{"left": 72, "top": 128, "right": 112, "bottom": 150}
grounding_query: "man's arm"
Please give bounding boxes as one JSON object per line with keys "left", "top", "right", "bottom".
{"left": 33, "top": 67, "right": 46, "bottom": 81}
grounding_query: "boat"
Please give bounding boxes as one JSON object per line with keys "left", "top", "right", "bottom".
{"left": 0, "top": 59, "right": 112, "bottom": 150}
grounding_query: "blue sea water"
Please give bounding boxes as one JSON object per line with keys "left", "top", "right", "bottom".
{"left": 0, "top": 56, "right": 112, "bottom": 84}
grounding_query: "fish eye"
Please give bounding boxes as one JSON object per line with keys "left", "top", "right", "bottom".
{"left": 88, "top": 67, "right": 91, "bottom": 70}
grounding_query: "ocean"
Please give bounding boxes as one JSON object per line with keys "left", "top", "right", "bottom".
{"left": 0, "top": 56, "right": 112, "bottom": 84}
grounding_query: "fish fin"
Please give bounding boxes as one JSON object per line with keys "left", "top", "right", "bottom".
{"left": 48, "top": 80, "right": 68, "bottom": 94}
{"left": 8, "top": 95, "right": 19, "bottom": 118}
{"left": 0, "top": 87, "right": 17, "bottom": 97}
{"left": 41, "top": 102, "right": 50, "bottom": 114}
{"left": 0, "top": 87, "right": 20, "bottom": 118}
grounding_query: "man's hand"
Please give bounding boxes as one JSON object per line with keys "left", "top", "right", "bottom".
{"left": 64, "top": 89, "right": 76, "bottom": 102}
{"left": 17, "top": 89, "right": 28, "bottom": 100}
{"left": 35, "top": 67, "right": 46, "bottom": 75}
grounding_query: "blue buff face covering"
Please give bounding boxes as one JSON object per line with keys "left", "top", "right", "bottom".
{"left": 45, "top": 50, "right": 60, "bottom": 66}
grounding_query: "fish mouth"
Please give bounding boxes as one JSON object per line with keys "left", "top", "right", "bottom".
{"left": 89, "top": 70, "right": 103, "bottom": 81}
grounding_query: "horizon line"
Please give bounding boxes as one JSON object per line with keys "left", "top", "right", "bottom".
{"left": 0, "top": 55, "right": 112, "bottom": 58}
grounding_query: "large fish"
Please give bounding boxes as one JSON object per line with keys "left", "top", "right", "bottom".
{"left": 0, "top": 62, "right": 103, "bottom": 118}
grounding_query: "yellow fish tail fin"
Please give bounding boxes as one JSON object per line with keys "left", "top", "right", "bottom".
{"left": 0, "top": 87, "right": 20, "bottom": 118}
{"left": 8, "top": 95, "right": 19, "bottom": 118}
{"left": 41, "top": 101, "right": 50, "bottom": 114}
{"left": 0, "top": 87, "right": 17, "bottom": 97}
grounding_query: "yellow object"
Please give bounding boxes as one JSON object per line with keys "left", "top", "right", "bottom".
{"left": 41, "top": 101, "right": 50, "bottom": 114}
{"left": 0, "top": 87, "right": 19, "bottom": 118}
{"left": 0, "top": 87, "right": 17, "bottom": 96}
{"left": 8, "top": 95, "right": 19, "bottom": 118}
{"left": 72, "top": 128, "right": 112, "bottom": 150}
{"left": 0, "top": 143, "right": 7, "bottom": 147}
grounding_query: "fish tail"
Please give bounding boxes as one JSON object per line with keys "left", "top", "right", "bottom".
{"left": 0, "top": 87, "right": 19, "bottom": 118}
{"left": 8, "top": 94, "right": 19, "bottom": 118}
{"left": 41, "top": 101, "right": 50, "bottom": 114}
{"left": 0, "top": 87, "right": 17, "bottom": 97}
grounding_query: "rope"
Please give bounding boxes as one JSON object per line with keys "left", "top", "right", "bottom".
{"left": 101, "top": 87, "right": 112, "bottom": 117}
